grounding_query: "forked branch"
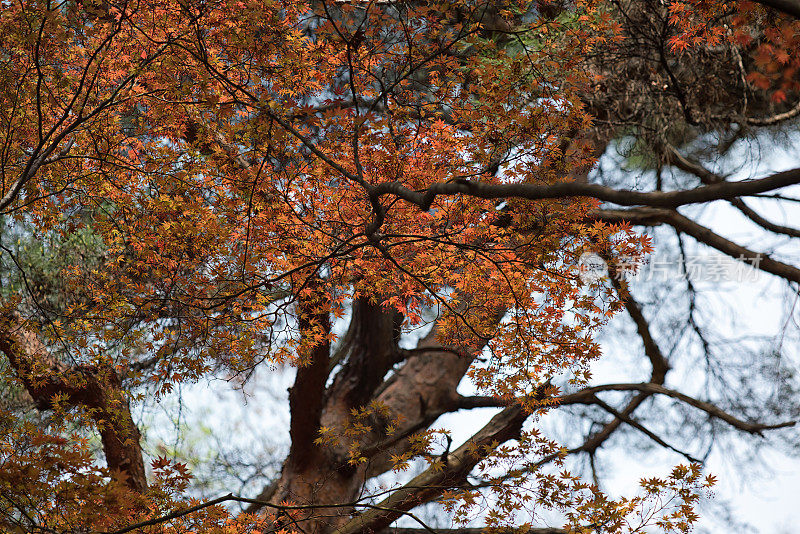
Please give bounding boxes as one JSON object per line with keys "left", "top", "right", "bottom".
{"left": 0, "top": 314, "right": 147, "bottom": 492}
{"left": 331, "top": 404, "right": 529, "bottom": 534}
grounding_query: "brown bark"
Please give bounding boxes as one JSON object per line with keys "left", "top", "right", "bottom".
{"left": 286, "top": 292, "right": 332, "bottom": 469}
{"left": 0, "top": 314, "right": 147, "bottom": 492}
{"left": 372, "top": 166, "right": 800, "bottom": 211}
{"left": 261, "top": 299, "right": 503, "bottom": 533}
{"left": 253, "top": 132, "right": 606, "bottom": 532}
{"left": 331, "top": 405, "right": 529, "bottom": 534}
{"left": 268, "top": 297, "right": 402, "bottom": 530}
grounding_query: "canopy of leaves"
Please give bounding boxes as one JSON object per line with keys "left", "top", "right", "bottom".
{"left": 1, "top": 0, "right": 799, "bottom": 533}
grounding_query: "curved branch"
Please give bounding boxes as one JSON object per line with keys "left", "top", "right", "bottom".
{"left": 608, "top": 273, "right": 671, "bottom": 383}
{"left": 593, "top": 207, "right": 800, "bottom": 283}
{"left": 383, "top": 529, "right": 564, "bottom": 534}
{"left": 558, "top": 383, "right": 796, "bottom": 436}
{"left": 666, "top": 146, "right": 800, "bottom": 238}
{"left": 747, "top": 100, "right": 800, "bottom": 126}
{"left": 373, "top": 167, "right": 800, "bottom": 210}
{"left": 589, "top": 395, "right": 701, "bottom": 463}
{"left": 108, "top": 492, "right": 447, "bottom": 534}
{"left": 568, "top": 273, "right": 669, "bottom": 455}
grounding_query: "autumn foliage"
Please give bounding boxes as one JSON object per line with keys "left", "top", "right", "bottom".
{"left": 1, "top": 0, "right": 798, "bottom": 532}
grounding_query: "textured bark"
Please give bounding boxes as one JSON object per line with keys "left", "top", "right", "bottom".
{"left": 372, "top": 166, "right": 800, "bottom": 210}
{"left": 361, "top": 319, "right": 488, "bottom": 479}
{"left": 263, "top": 300, "right": 502, "bottom": 533}
{"left": 255, "top": 131, "right": 605, "bottom": 532}
{"left": 286, "top": 293, "right": 332, "bottom": 469}
{"left": 332, "top": 405, "right": 529, "bottom": 534}
{"left": 269, "top": 298, "right": 402, "bottom": 530}
{"left": 0, "top": 314, "right": 147, "bottom": 492}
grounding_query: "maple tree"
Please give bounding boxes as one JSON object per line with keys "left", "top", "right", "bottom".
{"left": 1, "top": 0, "right": 800, "bottom": 532}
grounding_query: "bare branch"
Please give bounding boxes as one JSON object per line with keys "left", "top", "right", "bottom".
{"left": 382, "top": 528, "right": 564, "bottom": 534}
{"left": 608, "top": 274, "right": 670, "bottom": 383}
{"left": 747, "top": 100, "right": 800, "bottom": 126}
{"left": 373, "top": 167, "right": 800, "bottom": 210}
{"left": 590, "top": 395, "right": 701, "bottom": 463}
{"left": 666, "top": 145, "right": 800, "bottom": 238}
{"left": 558, "top": 383, "right": 796, "bottom": 436}
{"left": 568, "top": 275, "right": 669, "bottom": 455}
{"left": 331, "top": 405, "right": 529, "bottom": 534}
{"left": 593, "top": 207, "right": 800, "bottom": 283}
{"left": 457, "top": 395, "right": 509, "bottom": 409}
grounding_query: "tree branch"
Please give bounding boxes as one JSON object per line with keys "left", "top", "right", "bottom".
{"left": 382, "top": 528, "right": 564, "bottom": 534}
{"left": 593, "top": 207, "right": 800, "bottom": 283}
{"left": 608, "top": 273, "right": 671, "bottom": 383}
{"left": 372, "top": 167, "right": 800, "bottom": 210}
{"left": 589, "top": 395, "right": 701, "bottom": 463}
{"left": 558, "top": 383, "right": 796, "bottom": 436}
{"left": 747, "top": 99, "right": 800, "bottom": 125}
{"left": 568, "top": 273, "right": 669, "bottom": 455}
{"left": 457, "top": 395, "right": 509, "bottom": 409}
{"left": 665, "top": 145, "right": 800, "bottom": 238}
{"left": 331, "top": 405, "right": 529, "bottom": 534}
{"left": 750, "top": 0, "right": 800, "bottom": 18}
{"left": 0, "top": 314, "right": 147, "bottom": 492}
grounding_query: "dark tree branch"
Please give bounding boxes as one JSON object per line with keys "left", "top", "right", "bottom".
{"left": 110, "top": 482, "right": 565, "bottom": 534}
{"left": 570, "top": 273, "right": 669, "bottom": 455}
{"left": 0, "top": 314, "right": 147, "bottom": 492}
{"left": 332, "top": 405, "right": 530, "bottom": 534}
{"left": 728, "top": 198, "right": 800, "bottom": 238}
{"left": 382, "top": 528, "right": 564, "bottom": 534}
{"left": 457, "top": 395, "right": 509, "bottom": 409}
{"left": 751, "top": 0, "right": 800, "bottom": 18}
{"left": 666, "top": 145, "right": 800, "bottom": 239}
{"left": 608, "top": 273, "right": 670, "bottom": 383}
{"left": 592, "top": 207, "right": 800, "bottom": 283}
{"left": 286, "top": 289, "right": 332, "bottom": 469}
{"left": 589, "top": 395, "right": 701, "bottom": 463}
{"left": 244, "top": 480, "right": 279, "bottom": 513}
{"left": 372, "top": 167, "right": 800, "bottom": 210}
{"left": 557, "top": 383, "right": 796, "bottom": 436}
